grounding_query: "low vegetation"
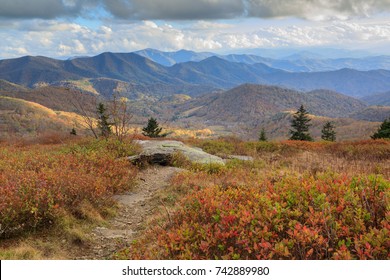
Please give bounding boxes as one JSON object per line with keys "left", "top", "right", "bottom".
{"left": 114, "top": 138, "right": 389, "bottom": 260}
{"left": 1, "top": 134, "right": 389, "bottom": 260}
{"left": 0, "top": 136, "right": 139, "bottom": 258}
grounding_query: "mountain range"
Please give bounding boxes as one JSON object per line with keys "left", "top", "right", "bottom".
{"left": 135, "top": 48, "right": 390, "bottom": 72}
{"left": 1, "top": 51, "right": 390, "bottom": 98}
{"left": 0, "top": 49, "right": 389, "bottom": 140}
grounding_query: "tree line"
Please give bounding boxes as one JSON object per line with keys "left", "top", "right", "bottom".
{"left": 259, "top": 104, "right": 389, "bottom": 142}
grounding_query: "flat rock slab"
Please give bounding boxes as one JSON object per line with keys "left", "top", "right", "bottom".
{"left": 129, "top": 140, "right": 225, "bottom": 165}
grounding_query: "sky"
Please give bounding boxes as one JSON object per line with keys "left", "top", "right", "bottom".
{"left": 0, "top": 0, "right": 389, "bottom": 59}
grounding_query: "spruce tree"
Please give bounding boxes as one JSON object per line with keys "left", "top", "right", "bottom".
{"left": 371, "top": 118, "right": 390, "bottom": 139}
{"left": 259, "top": 128, "right": 267, "bottom": 141}
{"left": 321, "top": 121, "right": 336, "bottom": 142}
{"left": 142, "top": 117, "right": 166, "bottom": 138}
{"left": 70, "top": 128, "right": 77, "bottom": 136}
{"left": 97, "top": 102, "right": 112, "bottom": 138}
{"left": 289, "top": 105, "right": 313, "bottom": 141}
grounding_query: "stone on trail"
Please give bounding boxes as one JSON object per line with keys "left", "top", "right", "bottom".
{"left": 128, "top": 140, "right": 225, "bottom": 165}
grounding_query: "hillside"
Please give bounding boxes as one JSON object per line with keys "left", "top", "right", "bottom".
{"left": 251, "top": 111, "right": 380, "bottom": 141}
{"left": 349, "top": 106, "right": 390, "bottom": 122}
{"left": 361, "top": 91, "right": 390, "bottom": 106}
{"left": 170, "top": 84, "right": 379, "bottom": 140}
{"left": 176, "top": 84, "right": 366, "bottom": 123}
{"left": 1, "top": 81, "right": 381, "bottom": 140}
{"left": 53, "top": 78, "right": 216, "bottom": 100}
{"left": 0, "top": 79, "right": 27, "bottom": 92}
{"left": 0, "top": 96, "right": 86, "bottom": 137}
{"left": 0, "top": 86, "right": 97, "bottom": 114}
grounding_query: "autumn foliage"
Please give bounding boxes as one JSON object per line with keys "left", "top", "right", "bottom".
{"left": 117, "top": 173, "right": 389, "bottom": 260}
{"left": 116, "top": 138, "right": 389, "bottom": 260}
{"left": 0, "top": 138, "right": 138, "bottom": 237}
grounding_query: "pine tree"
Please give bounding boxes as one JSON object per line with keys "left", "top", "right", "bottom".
{"left": 371, "top": 118, "right": 390, "bottom": 139}
{"left": 259, "top": 128, "right": 267, "bottom": 141}
{"left": 289, "top": 105, "right": 313, "bottom": 141}
{"left": 142, "top": 117, "right": 166, "bottom": 138}
{"left": 70, "top": 128, "right": 77, "bottom": 136}
{"left": 97, "top": 102, "right": 112, "bottom": 138}
{"left": 321, "top": 121, "right": 336, "bottom": 142}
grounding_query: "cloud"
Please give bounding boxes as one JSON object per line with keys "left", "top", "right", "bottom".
{"left": 0, "top": 18, "right": 389, "bottom": 59}
{"left": 0, "top": 0, "right": 389, "bottom": 20}
{"left": 101, "top": 0, "right": 244, "bottom": 20}
{"left": 246, "top": 0, "right": 390, "bottom": 20}
{"left": 0, "top": 0, "right": 97, "bottom": 19}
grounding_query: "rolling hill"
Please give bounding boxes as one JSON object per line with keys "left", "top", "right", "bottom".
{"left": 0, "top": 79, "right": 28, "bottom": 92}
{"left": 250, "top": 111, "right": 380, "bottom": 141}
{"left": 349, "top": 106, "right": 390, "bottom": 122}
{"left": 175, "top": 84, "right": 367, "bottom": 124}
{"left": 0, "top": 86, "right": 97, "bottom": 114}
{"left": 0, "top": 82, "right": 382, "bottom": 141}
{"left": 169, "top": 84, "right": 379, "bottom": 140}
{"left": 361, "top": 91, "right": 390, "bottom": 106}
{"left": 0, "top": 96, "right": 86, "bottom": 137}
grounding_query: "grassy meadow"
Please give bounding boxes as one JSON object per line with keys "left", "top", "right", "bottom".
{"left": 0, "top": 135, "right": 389, "bottom": 260}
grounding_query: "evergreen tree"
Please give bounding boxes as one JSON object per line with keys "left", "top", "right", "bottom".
{"left": 371, "top": 118, "right": 390, "bottom": 139}
{"left": 142, "top": 117, "right": 166, "bottom": 138}
{"left": 321, "top": 121, "right": 336, "bottom": 142}
{"left": 289, "top": 105, "right": 313, "bottom": 141}
{"left": 97, "top": 102, "right": 112, "bottom": 138}
{"left": 70, "top": 128, "right": 77, "bottom": 136}
{"left": 259, "top": 128, "right": 267, "bottom": 141}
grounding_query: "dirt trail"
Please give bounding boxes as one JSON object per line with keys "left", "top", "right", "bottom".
{"left": 76, "top": 165, "right": 183, "bottom": 260}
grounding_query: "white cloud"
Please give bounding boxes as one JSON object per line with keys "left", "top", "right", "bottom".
{"left": 0, "top": 18, "right": 389, "bottom": 59}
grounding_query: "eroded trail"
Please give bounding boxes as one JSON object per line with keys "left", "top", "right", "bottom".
{"left": 76, "top": 165, "right": 183, "bottom": 260}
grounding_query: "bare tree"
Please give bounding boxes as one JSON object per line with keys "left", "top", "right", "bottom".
{"left": 67, "top": 88, "right": 134, "bottom": 140}
{"left": 67, "top": 89, "right": 99, "bottom": 139}
{"left": 108, "top": 93, "right": 133, "bottom": 141}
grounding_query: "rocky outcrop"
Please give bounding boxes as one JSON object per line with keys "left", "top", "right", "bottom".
{"left": 128, "top": 140, "right": 225, "bottom": 165}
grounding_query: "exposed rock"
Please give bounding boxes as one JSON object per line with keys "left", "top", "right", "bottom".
{"left": 128, "top": 140, "right": 225, "bottom": 165}
{"left": 227, "top": 155, "right": 254, "bottom": 161}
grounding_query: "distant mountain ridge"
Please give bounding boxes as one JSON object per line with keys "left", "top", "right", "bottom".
{"left": 1, "top": 51, "right": 390, "bottom": 97}
{"left": 135, "top": 49, "right": 214, "bottom": 66}
{"left": 135, "top": 48, "right": 390, "bottom": 72}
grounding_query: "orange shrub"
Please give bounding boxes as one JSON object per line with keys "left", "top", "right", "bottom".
{"left": 0, "top": 139, "right": 138, "bottom": 237}
{"left": 117, "top": 174, "right": 389, "bottom": 260}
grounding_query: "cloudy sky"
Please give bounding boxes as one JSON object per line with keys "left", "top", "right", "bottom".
{"left": 0, "top": 0, "right": 389, "bottom": 59}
